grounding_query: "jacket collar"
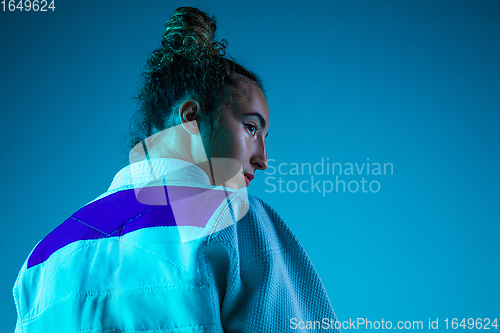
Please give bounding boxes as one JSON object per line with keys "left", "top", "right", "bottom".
{"left": 107, "top": 158, "right": 211, "bottom": 192}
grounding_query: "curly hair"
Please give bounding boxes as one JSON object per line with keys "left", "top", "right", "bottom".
{"left": 128, "top": 6, "right": 265, "bottom": 149}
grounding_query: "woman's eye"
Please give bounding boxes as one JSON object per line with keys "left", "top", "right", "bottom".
{"left": 245, "top": 123, "right": 257, "bottom": 135}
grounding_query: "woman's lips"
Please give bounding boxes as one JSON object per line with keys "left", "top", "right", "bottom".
{"left": 244, "top": 173, "right": 254, "bottom": 187}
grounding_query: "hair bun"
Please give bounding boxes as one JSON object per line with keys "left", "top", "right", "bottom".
{"left": 162, "top": 7, "right": 227, "bottom": 57}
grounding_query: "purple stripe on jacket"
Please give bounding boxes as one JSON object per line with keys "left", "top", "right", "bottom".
{"left": 27, "top": 186, "right": 230, "bottom": 269}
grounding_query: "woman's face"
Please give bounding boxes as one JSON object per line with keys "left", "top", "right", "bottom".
{"left": 202, "top": 80, "right": 269, "bottom": 188}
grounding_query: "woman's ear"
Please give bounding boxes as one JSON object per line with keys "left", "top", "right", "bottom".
{"left": 178, "top": 100, "right": 201, "bottom": 135}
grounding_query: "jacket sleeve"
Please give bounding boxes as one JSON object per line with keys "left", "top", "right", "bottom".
{"left": 205, "top": 195, "right": 341, "bottom": 333}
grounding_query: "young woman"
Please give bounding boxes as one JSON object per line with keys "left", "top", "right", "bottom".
{"left": 13, "top": 7, "right": 340, "bottom": 332}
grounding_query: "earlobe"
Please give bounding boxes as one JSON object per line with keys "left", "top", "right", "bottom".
{"left": 179, "top": 100, "right": 201, "bottom": 135}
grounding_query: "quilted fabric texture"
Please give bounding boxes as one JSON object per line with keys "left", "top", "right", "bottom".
{"left": 206, "top": 195, "right": 341, "bottom": 332}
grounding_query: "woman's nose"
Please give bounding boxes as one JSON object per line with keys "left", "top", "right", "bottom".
{"left": 251, "top": 139, "right": 268, "bottom": 170}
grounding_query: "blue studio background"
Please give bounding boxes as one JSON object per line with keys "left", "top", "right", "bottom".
{"left": 1, "top": 0, "right": 499, "bottom": 331}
